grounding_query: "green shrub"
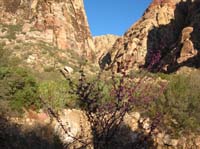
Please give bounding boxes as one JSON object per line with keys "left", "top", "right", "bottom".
{"left": 148, "top": 71, "right": 200, "bottom": 136}
{"left": 39, "top": 80, "right": 78, "bottom": 111}
{"left": 0, "top": 45, "right": 22, "bottom": 67}
{"left": 0, "top": 46, "right": 8, "bottom": 67}
{"left": 0, "top": 67, "right": 40, "bottom": 114}
{"left": 2, "top": 24, "right": 22, "bottom": 40}
{"left": 33, "top": 71, "right": 63, "bottom": 81}
{"left": 43, "top": 66, "right": 55, "bottom": 72}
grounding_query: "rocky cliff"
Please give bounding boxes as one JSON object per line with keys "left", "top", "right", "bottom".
{"left": 93, "top": 34, "right": 119, "bottom": 60}
{"left": 100, "top": 0, "right": 200, "bottom": 73}
{"left": 0, "top": 0, "right": 94, "bottom": 56}
{"left": 0, "top": 0, "right": 97, "bottom": 72}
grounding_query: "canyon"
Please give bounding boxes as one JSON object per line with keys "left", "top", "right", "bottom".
{"left": 0, "top": 0, "right": 200, "bottom": 149}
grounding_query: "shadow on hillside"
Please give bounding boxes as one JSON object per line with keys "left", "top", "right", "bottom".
{"left": 105, "top": 124, "right": 155, "bottom": 149}
{"left": 145, "top": 0, "right": 200, "bottom": 73}
{"left": 65, "top": 120, "right": 156, "bottom": 149}
{"left": 0, "top": 116, "right": 63, "bottom": 149}
{"left": 0, "top": 114, "right": 159, "bottom": 149}
{"left": 86, "top": 122, "right": 156, "bottom": 149}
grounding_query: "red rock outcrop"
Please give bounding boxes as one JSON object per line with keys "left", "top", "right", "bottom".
{"left": 0, "top": 0, "right": 95, "bottom": 57}
{"left": 93, "top": 34, "right": 120, "bottom": 60}
{"left": 100, "top": 0, "right": 200, "bottom": 72}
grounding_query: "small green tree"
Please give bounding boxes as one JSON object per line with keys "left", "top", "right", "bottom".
{"left": 39, "top": 80, "right": 78, "bottom": 111}
{"left": 0, "top": 67, "right": 40, "bottom": 113}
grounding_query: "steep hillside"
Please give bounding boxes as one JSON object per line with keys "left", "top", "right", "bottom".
{"left": 0, "top": 0, "right": 96, "bottom": 73}
{"left": 100, "top": 0, "right": 200, "bottom": 72}
{"left": 0, "top": 0, "right": 95, "bottom": 52}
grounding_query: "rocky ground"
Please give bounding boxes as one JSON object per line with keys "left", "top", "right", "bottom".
{"left": 2, "top": 108, "right": 200, "bottom": 149}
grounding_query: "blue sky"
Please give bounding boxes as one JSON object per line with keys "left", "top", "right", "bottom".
{"left": 84, "top": 0, "right": 152, "bottom": 36}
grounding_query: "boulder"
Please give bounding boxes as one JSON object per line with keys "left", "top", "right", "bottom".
{"left": 22, "top": 23, "right": 32, "bottom": 33}
{"left": 64, "top": 66, "right": 74, "bottom": 74}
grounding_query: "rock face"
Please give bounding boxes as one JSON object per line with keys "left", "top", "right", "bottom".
{"left": 0, "top": 0, "right": 99, "bottom": 73}
{"left": 0, "top": 0, "right": 95, "bottom": 57}
{"left": 7, "top": 109, "right": 92, "bottom": 148}
{"left": 53, "top": 109, "right": 92, "bottom": 148}
{"left": 8, "top": 109, "right": 200, "bottom": 148}
{"left": 100, "top": 0, "right": 200, "bottom": 72}
{"left": 93, "top": 34, "right": 119, "bottom": 60}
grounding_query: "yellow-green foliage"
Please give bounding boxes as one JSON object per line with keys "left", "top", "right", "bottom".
{"left": 39, "top": 80, "right": 78, "bottom": 111}
{"left": 0, "top": 67, "right": 40, "bottom": 114}
{"left": 1, "top": 24, "right": 22, "bottom": 40}
{"left": 0, "top": 44, "right": 21, "bottom": 67}
{"left": 148, "top": 71, "right": 200, "bottom": 136}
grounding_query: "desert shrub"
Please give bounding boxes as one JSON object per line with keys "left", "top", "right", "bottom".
{"left": 43, "top": 66, "right": 55, "bottom": 72}
{"left": 0, "top": 45, "right": 9, "bottom": 67}
{"left": 0, "top": 67, "right": 40, "bottom": 114}
{"left": 2, "top": 24, "right": 22, "bottom": 40}
{"left": 49, "top": 46, "right": 163, "bottom": 148}
{"left": 0, "top": 42, "right": 5, "bottom": 49}
{"left": 39, "top": 80, "right": 79, "bottom": 111}
{"left": 55, "top": 68, "right": 159, "bottom": 149}
{"left": 33, "top": 71, "right": 63, "bottom": 81}
{"left": 148, "top": 71, "right": 200, "bottom": 136}
{"left": 0, "top": 46, "right": 21, "bottom": 67}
